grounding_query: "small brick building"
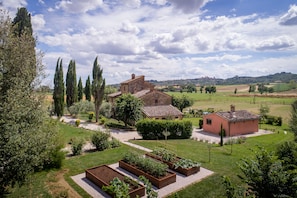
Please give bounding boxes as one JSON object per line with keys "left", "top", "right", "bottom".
{"left": 203, "top": 105, "right": 259, "bottom": 136}
{"left": 108, "top": 74, "right": 183, "bottom": 119}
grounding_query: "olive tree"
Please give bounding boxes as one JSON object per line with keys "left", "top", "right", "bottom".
{"left": 0, "top": 9, "right": 63, "bottom": 194}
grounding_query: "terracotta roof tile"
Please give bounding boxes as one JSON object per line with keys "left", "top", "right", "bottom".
{"left": 216, "top": 110, "right": 259, "bottom": 122}
{"left": 133, "top": 89, "right": 151, "bottom": 98}
{"left": 142, "top": 105, "right": 183, "bottom": 118}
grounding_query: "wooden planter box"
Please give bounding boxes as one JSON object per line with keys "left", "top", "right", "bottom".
{"left": 145, "top": 153, "right": 200, "bottom": 176}
{"left": 86, "top": 165, "right": 145, "bottom": 198}
{"left": 119, "top": 160, "right": 176, "bottom": 189}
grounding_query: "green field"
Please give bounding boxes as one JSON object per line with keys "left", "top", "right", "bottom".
{"left": 167, "top": 91, "right": 295, "bottom": 124}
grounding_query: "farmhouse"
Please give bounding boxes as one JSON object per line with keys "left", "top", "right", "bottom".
{"left": 108, "top": 74, "right": 183, "bottom": 119}
{"left": 203, "top": 105, "right": 259, "bottom": 136}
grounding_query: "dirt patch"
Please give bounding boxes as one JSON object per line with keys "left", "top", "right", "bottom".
{"left": 47, "top": 169, "right": 82, "bottom": 198}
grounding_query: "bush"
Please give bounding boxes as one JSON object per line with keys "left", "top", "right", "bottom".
{"left": 99, "top": 102, "right": 112, "bottom": 118}
{"left": 136, "top": 119, "right": 193, "bottom": 140}
{"left": 91, "top": 131, "right": 110, "bottom": 151}
{"left": 71, "top": 138, "right": 83, "bottom": 156}
{"left": 75, "top": 119, "right": 80, "bottom": 127}
{"left": 110, "top": 137, "right": 121, "bottom": 148}
{"left": 88, "top": 111, "right": 94, "bottom": 121}
{"left": 42, "top": 148, "right": 65, "bottom": 169}
{"left": 68, "top": 101, "right": 95, "bottom": 117}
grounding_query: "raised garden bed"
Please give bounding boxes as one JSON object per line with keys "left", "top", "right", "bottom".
{"left": 145, "top": 153, "right": 200, "bottom": 176}
{"left": 86, "top": 165, "right": 145, "bottom": 198}
{"left": 119, "top": 160, "right": 176, "bottom": 189}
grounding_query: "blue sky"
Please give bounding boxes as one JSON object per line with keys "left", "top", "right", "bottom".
{"left": 1, "top": 0, "right": 297, "bottom": 86}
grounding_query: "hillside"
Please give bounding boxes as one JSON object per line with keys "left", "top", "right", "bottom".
{"left": 148, "top": 72, "right": 297, "bottom": 86}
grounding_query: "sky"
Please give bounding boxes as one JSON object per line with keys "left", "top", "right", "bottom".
{"left": 1, "top": 0, "right": 297, "bottom": 86}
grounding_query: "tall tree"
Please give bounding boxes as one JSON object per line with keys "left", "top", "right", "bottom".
{"left": 78, "top": 76, "right": 83, "bottom": 101}
{"left": 12, "top": 7, "right": 33, "bottom": 36}
{"left": 92, "top": 57, "right": 105, "bottom": 122}
{"left": 0, "top": 10, "right": 62, "bottom": 194}
{"left": 115, "top": 94, "right": 143, "bottom": 126}
{"left": 66, "top": 60, "right": 78, "bottom": 107}
{"left": 53, "top": 58, "right": 64, "bottom": 117}
{"left": 290, "top": 100, "right": 297, "bottom": 141}
{"left": 11, "top": 7, "right": 36, "bottom": 84}
{"left": 84, "top": 75, "right": 92, "bottom": 102}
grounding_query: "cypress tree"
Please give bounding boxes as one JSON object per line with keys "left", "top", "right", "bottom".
{"left": 11, "top": 7, "right": 36, "bottom": 84}
{"left": 53, "top": 58, "right": 64, "bottom": 116}
{"left": 85, "top": 75, "right": 91, "bottom": 101}
{"left": 92, "top": 57, "right": 105, "bottom": 122}
{"left": 66, "top": 60, "right": 78, "bottom": 107}
{"left": 12, "top": 7, "right": 33, "bottom": 36}
{"left": 78, "top": 77, "right": 83, "bottom": 101}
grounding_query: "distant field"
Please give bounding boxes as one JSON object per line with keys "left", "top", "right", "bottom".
{"left": 167, "top": 88, "right": 296, "bottom": 124}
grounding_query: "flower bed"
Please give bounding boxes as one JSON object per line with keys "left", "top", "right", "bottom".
{"left": 146, "top": 148, "right": 201, "bottom": 176}
{"left": 119, "top": 160, "right": 176, "bottom": 189}
{"left": 86, "top": 165, "right": 145, "bottom": 198}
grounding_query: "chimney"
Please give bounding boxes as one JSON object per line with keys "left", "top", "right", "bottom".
{"left": 230, "top": 105, "right": 235, "bottom": 112}
{"left": 131, "top": 73, "right": 135, "bottom": 79}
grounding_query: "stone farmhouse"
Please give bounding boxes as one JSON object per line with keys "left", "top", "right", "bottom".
{"left": 108, "top": 74, "right": 183, "bottom": 119}
{"left": 203, "top": 105, "right": 259, "bottom": 136}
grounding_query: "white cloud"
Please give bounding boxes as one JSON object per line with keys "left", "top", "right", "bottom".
{"left": 280, "top": 4, "right": 297, "bottom": 26}
{"left": 31, "top": 14, "right": 45, "bottom": 32}
{"left": 55, "top": 0, "right": 104, "bottom": 13}
{"left": 168, "top": 0, "right": 211, "bottom": 13}
{"left": 119, "top": 20, "right": 140, "bottom": 34}
{"left": 256, "top": 36, "right": 295, "bottom": 51}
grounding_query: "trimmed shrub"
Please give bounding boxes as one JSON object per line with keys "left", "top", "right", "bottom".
{"left": 88, "top": 111, "right": 94, "bottom": 122}
{"left": 136, "top": 119, "right": 192, "bottom": 140}
{"left": 75, "top": 119, "right": 80, "bottom": 127}
{"left": 91, "top": 131, "right": 110, "bottom": 151}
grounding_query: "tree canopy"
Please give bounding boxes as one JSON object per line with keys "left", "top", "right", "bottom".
{"left": 0, "top": 9, "right": 63, "bottom": 195}
{"left": 115, "top": 94, "right": 143, "bottom": 126}
{"left": 172, "top": 94, "right": 193, "bottom": 112}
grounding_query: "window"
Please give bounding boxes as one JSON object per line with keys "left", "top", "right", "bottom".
{"left": 155, "top": 99, "right": 158, "bottom": 104}
{"left": 206, "top": 119, "right": 212, "bottom": 125}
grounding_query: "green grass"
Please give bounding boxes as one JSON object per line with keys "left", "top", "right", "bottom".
{"left": 130, "top": 130, "right": 294, "bottom": 197}
{"left": 167, "top": 91, "right": 295, "bottom": 124}
{"left": 58, "top": 122, "right": 96, "bottom": 145}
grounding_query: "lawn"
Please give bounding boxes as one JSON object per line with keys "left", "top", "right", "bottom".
{"left": 58, "top": 121, "right": 96, "bottom": 146}
{"left": 130, "top": 130, "right": 294, "bottom": 197}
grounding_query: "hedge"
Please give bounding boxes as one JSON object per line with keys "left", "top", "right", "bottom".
{"left": 136, "top": 119, "right": 192, "bottom": 140}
